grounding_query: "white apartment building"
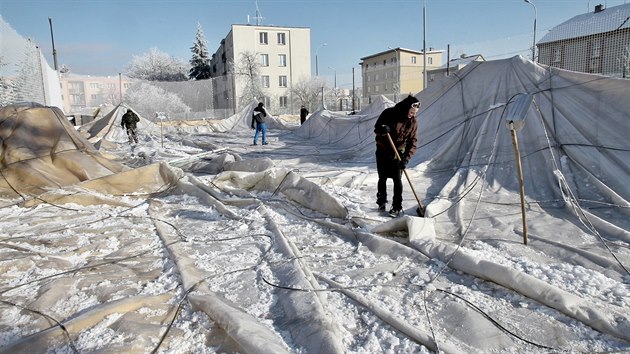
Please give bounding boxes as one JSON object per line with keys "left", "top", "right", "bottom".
{"left": 209, "top": 24, "right": 311, "bottom": 114}
{"left": 59, "top": 73, "right": 134, "bottom": 114}
{"left": 360, "top": 48, "right": 444, "bottom": 103}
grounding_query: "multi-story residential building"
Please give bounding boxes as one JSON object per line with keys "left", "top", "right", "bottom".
{"left": 209, "top": 24, "right": 311, "bottom": 114}
{"left": 360, "top": 47, "right": 444, "bottom": 103}
{"left": 426, "top": 54, "right": 485, "bottom": 87}
{"left": 537, "top": 3, "right": 630, "bottom": 78}
{"left": 59, "top": 73, "right": 134, "bottom": 114}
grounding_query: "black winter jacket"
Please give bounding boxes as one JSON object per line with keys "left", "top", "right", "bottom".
{"left": 374, "top": 104, "right": 418, "bottom": 159}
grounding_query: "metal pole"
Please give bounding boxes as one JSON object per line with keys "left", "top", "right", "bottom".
{"left": 509, "top": 121, "right": 528, "bottom": 245}
{"left": 524, "top": 0, "right": 537, "bottom": 61}
{"left": 352, "top": 67, "right": 355, "bottom": 112}
{"left": 48, "top": 17, "right": 58, "bottom": 71}
{"left": 388, "top": 46, "right": 400, "bottom": 102}
{"left": 447, "top": 44, "right": 451, "bottom": 76}
{"left": 422, "top": 0, "right": 427, "bottom": 90}
{"left": 328, "top": 66, "right": 336, "bottom": 88}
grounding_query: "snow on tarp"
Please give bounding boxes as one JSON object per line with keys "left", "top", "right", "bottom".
{"left": 0, "top": 103, "right": 127, "bottom": 199}
{"left": 291, "top": 96, "right": 394, "bottom": 158}
{"left": 1, "top": 56, "right": 630, "bottom": 353}
{"left": 358, "top": 94, "right": 395, "bottom": 116}
{"left": 163, "top": 100, "right": 294, "bottom": 135}
{"left": 78, "top": 104, "right": 160, "bottom": 149}
{"left": 415, "top": 55, "right": 630, "bottom": 238}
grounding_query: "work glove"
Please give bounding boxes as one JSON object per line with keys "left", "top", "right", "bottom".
{"left": 376, "top": 125, "right": 390, "bottom": 134}
{"left": 399, "top": 157, "right": 408, "bottom": 170}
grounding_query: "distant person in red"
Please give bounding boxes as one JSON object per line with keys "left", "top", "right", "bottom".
{"left": 121, "top": 108, "right": 140, "bottom": 144}
{"left": 300, "top": 105, "right": 309, "bottom": 125}
{"left": 373, "top": 95, "right": 419, "bottom": 217}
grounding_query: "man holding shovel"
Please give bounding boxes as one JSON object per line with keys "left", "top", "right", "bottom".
{"left": 374, "top": 95, "right": 424, "bottom": 217}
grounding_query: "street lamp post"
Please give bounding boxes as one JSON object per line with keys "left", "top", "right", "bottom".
{"left": 388, "top": 46, "right": 400, "bottom": 102}
{"left": 315, "top": 43, "right": 327, "bottom": 76}
{"left": 524, "top": 0, "right": 537, "bottom": 61}
{"left": 328, "top": 66, "right": 338, "bottom": 110}
{"left": 328, "top": 66, "right": 336, "bottom": 88}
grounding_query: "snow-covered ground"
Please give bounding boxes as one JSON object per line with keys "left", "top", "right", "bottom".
{"left": 1, "top": 56, "right": 630, "bottom": 353}
{"left": 0, "top": 114, "right": 628, "bottom": 353}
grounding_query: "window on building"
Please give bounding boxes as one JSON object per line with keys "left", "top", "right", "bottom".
{"left": 263, "top": 97, "right": 270, "bottom": 108}
{"left": 277, "top": 33, "right": 286, "bottom": 45}
{"left": 429, "top": 74, "right": 435, "bottom": 82}
{"left": 278, "top": 54, "right": 287, "bottom": 67}
{"left": 259, "top": 32, "right": 268, "bottom": 44}
{"left": 279, "top": 75, "right": 287, "bottom": 87}
{"left": 123, "top": 83, "right": 132, "bottom": 89}
{"left": 428, "top": 57, "right": 433, "bottom": 64}
{"left": 262, "top": 75, "right": 270, "bottom": 88}
{"left": 70, "top": 94, "right": 83, "bottom": 104}
{"left": 279, "top": 96, "right": 288, "bottom": 107}
{"left": 69, "top": 82, "right": 82, "bottom": 91}
{"left": 375, "top": 74, "right": 379, "bottom": 81}
{"left": 553, "top": 47, "right": 562, "bottom": 63}
{"left": 590, "top": 41, "right": 601, "bottom": 58}
{"left": 375, "top": 85, "right": 379, "bottom": 92}
{"left": 261, "top": 53, "right": 269, "bottom": 66}
{"left": 411, "top": 56, "right": 417, "bottom": 64}
{"left": 91, "top": 94, "right": 97, "bottom": 100}
{"left": 89, "top": 83, "right": 100, "bottom": 89}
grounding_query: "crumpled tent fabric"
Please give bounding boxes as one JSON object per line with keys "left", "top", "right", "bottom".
{"left": 78, "top": 104, "right": 160, "bottom": 149}
{"left": 1, "top": 56, "right": 629, "bottom": 353}
{"left": 415, "top": 55, "right": 630, "bottom": 239}
{"left": 0, "top": 103, "right": 127, "bottom": 199}
{"left": 291, "top": 96, "right": 395, "bottom": 158}
{"left": 358, "top": 94, "right": 394, "bottom": 116}
{"left": 162, "top": 100, "right": 294, "bottom": 136}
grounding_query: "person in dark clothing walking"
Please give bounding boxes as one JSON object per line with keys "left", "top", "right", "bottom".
{"left": 121, "top": 108, "right": 140, "bottom": 144}
{"left": 373, "top": 95, "right": 420, "bottom": 217}
{"left": 251, "top": 102, "right": 268, "bottom": 145}
{"left": 300, "top": 105, "right": 309, "bottom": 125}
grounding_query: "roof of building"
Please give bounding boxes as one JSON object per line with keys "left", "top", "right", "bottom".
{"left": 538, "top": 3, "right": 630, "bottom": 44}
{"left": 438, "top": 54, "right": 485, "bottom": 69}
{"left": 359, "top": 47, "right": 444, "bottom": 61}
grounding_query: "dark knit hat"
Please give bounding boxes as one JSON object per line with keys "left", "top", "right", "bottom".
{"left": 395, "top": 95, "right": 420, "bottom": 111}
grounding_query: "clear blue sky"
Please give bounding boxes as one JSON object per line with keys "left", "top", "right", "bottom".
{"left": 2, "top": 0, "right": 629, "bottom": 89}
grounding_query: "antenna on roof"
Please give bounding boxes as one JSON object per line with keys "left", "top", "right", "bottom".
{"left": 250, "top": 0, "right": 263, "bottom": 25}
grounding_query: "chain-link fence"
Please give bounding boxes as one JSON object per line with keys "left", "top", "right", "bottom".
{"left": 0, "top": 16, "right": 62, "bottom": 108}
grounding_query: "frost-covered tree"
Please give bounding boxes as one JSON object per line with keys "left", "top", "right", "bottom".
{"left": 189, "top": 23, "right": 212, "bottom": 80}
{"left": 289, "top": 77, "right": 327, "bottom": 112}
{"left": 234, "top": 51, "right": 265, "bottom": 107}
{"left": 126, "top": 48, "right": 189, "bottom": 82}
{"left": 124, "top": 82, "right": 191, "bottom": 117}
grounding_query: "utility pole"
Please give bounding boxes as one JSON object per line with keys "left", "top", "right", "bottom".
{"left": 352, "top": 67, "right": 355, "bottom": 113}
{"left": 422, "top": 0, "right": 427, "bottom": 90}
{"left": 48, "top": 17, "right": 58, "bottom": 71}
